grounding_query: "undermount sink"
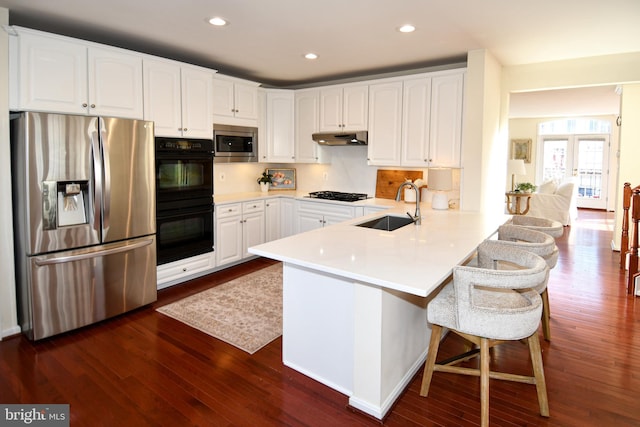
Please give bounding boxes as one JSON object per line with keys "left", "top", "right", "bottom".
{"left": 355, "top": 215, "right": 415, "bottom": 231}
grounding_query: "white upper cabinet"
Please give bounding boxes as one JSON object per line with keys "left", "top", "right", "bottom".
{"left": 365, "top": 69, "right": 465, "bottom": 167}
{"left": 319, "top": 84, "right": 368, "bottom": 132}
{"left": 88, "top": 47, "right": 143, "bottom": 118}
{"left": 401, "top": 76, "right": 432, "bottom": 166}
{"left": 295, "top": 89, "right": 329, "bottom": 163}
{"left": 10, "top": 27, "right": 143, "bottom": 118}
{"left": 403, "top": 71, "right": 464, "bottom": 168}
{"left": 367, "top": 81, "right": 404, "bottom": 166}
{"left": 213, "top": 76, "right": 260, "bottom": 124}
{"left": 143, "top": 59, "right": 214, "bottom": 138}
{"left": 428, "top": 72, "right": 464, "bottom": 167}
{"left": 264, "top": 89, "right": 295, "bottom": 163}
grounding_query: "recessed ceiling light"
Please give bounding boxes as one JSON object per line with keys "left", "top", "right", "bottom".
{"left": 398, "top": 24, "right": 416, "bottom": 33}
{"left": 304, "top": 53, "right": 318, "bottom": 60}
{"left": 208, "top": 17, "right": 228, "bottom": 26}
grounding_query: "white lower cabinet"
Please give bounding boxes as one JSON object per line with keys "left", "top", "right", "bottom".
{"left": 265, "top": 199, "right": 281, "bottom": 242}
{"left": 280, "top": 198, "right": 296, "bottom": 238}
{"left": 216, "top": 200, "right": 265, "bottom": 266}
{"left": 296, "top": 201, "right": 358, "bottom": 233}
{"left": 157, "top": 252, "right": 216, "bottom": 289}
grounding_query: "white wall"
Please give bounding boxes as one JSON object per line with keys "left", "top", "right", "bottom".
{"left": 0, "top": 7, "right": 19, "bottom": 339}
{"left": 615, "top": 84, "right": 640, "bottom": 250}
{"left": 460, "top": 49, "right": 504, "bottom": 214}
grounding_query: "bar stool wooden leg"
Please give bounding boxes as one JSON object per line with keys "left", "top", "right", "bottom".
{"left": 480, "top": 337, "right": 490, "bottom": 427}
{"left": 541, "top": 289, "right": 551, "bottom": 341}
{"left": 528, "top": 333, "right": 550, "bottom": 417}
{"left": 420, "top": 324, "right": 442, "bottom": 397}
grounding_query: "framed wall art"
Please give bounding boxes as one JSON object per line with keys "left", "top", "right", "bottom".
{"left": 511, "top": 138, "right": 532, "bottom": 163}
{"left": 266, "top": 168, "right": 296, "bottom": 190}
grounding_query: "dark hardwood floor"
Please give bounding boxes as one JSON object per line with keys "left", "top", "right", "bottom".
{"left": 1, "top": 209, "right": 639, "bottom": 426}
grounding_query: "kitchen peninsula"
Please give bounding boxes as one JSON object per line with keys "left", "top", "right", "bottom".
{"left": 249, "top": 205, "right": 508, "bottom": 419}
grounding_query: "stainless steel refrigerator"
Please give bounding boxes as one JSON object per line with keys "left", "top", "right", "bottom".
{"left": 10, "top": 112, "right": 157, "bottom": 340}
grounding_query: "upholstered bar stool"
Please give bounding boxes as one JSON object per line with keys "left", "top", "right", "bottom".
{"left": 420, "top": 240, "right": 550, "bottom": 427}
{"left": 495, "top": 225, "right": 557, "bottom": 340}
{"left": 507, "top": 215, "right": 564, "bottom": 239}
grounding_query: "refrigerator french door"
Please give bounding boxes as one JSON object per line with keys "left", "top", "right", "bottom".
{"left": 11, "top": 112, "right": 157, "bottom": 340}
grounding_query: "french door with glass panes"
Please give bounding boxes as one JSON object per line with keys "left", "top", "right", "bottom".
{"left": 538, "top": 135, "right": 609, "bottom": 209}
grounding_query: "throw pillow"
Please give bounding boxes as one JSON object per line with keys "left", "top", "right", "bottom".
{"left": 555, "top": 182, "right": 574, "bottom": 198}
{"left": 537, "top": 180, "right": 557, "bottom": 194}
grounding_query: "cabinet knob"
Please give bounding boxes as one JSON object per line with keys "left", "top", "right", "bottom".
{"left": 90, "top": 104, "right": 95, "bottom": 108}
{"left": 182, "top": 268, "right": 187, "bottom": 272}
{"left": 228, "top": 208, "right": 233, "bottom": 212}
{"left": 183, "top": 128, "right": 187, "bottom": 131}
{"left": 82, "top": 103, "right": 88, "bottom": 107}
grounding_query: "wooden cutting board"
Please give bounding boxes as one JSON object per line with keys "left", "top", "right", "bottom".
{"left": 375, "top": 169, "right": 424, "bottom": 200}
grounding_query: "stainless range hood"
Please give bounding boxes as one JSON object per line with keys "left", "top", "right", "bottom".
{"left": 312, "top": 131, "right": 367, "bottom": 146}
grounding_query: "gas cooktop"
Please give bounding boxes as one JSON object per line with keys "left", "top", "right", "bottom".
{"left": 308, "top": 191, "right": 369, "bottom": 202}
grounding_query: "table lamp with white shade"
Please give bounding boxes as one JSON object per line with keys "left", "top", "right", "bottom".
{"left": 428, "top": 168, "right": 453, "bottom": 210}
{"left": 507, "top": 159, "right": 527, "bottom": 191}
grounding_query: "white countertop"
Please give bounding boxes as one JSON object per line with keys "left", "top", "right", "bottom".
{"left": 249, "top": 205, "right": 508, "bottom": 297}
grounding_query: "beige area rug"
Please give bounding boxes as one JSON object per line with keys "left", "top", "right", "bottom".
{"left": 157, "top": 263, "right": 282, "bottom": 354}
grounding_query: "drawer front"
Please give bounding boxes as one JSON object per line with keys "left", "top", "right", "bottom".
{"left": 242, "top": 199, "right": 265, "bottom": 213}
{"left": 157, "top": 253, "right": 215, "bottom": 287}
{"left": 216, "top": 203, "right": 241, "bottom": 218}
{"left": 297, "top": 200, "right": 356, "bottom": 218}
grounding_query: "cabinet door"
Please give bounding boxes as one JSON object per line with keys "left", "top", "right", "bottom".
{"left": 234, "top": 82, "right": 259, "bottom": 120}
{"left": 212, "top": 78, "right": 235, "bottom": 118}
{"left": 297, "top": 211, "right": 325, "bottom": 233}
{"left": 429, "top": 73, "right": 464, "bottom": 167}
{"left": 401, "top": 77, "right": 432, "bottom": 166}
{"left": 280, "top": 198, "right": 296, "bottom": 237}
{"left": 367, "top": 81, "right": 403, "bottom": 166}
{"left": 265, "top": 199, "right": 281, "bottom": 242}
{"left": 216, "top": 214, "right": 243, "bottom": 266}
{"left": 295, "top": 90, "right": 320, "bottom": 163}
{"left": 243, "top": 211, "right": 265, "bottom": 257}
{"left": 319, "top": 86, "right": 343, "bottom": 131}
{"left": 342, "top": 84, "right": 369, "bottom": 131}
{"left": 266, "top": 90, "right": 295, "bottom": 162}
{"left": 143, "top": 59, "right": 182, "bottom": 137}
{"left": 88, "top": 46, "right": 143, "bottom": 119}
{"left": 181, "top": 67, "right": 214, "bottom": 138}
{"left": 17, "top": 30, "right": 88, "bottom": 114}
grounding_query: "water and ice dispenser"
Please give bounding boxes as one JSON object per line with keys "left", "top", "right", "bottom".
{"left": 42, "top": 181, "right": 89, "bottom": 230}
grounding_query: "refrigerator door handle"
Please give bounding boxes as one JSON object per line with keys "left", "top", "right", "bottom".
{"left": 100, "top": 118, "right": 111, "bottom": 231}
{"left": 34, "top": 237, "right": 154, "bottom": 266}
{"left": 90, "top": 128, "right": 103, "bottom": 232}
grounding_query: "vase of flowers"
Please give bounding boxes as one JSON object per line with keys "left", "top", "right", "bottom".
{"left": 257, "top": 171, "right": 273, "bottom": 192}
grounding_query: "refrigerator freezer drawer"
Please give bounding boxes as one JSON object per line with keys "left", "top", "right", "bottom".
{"left": 22, "top": 236, "right": 157, "bottom": 340}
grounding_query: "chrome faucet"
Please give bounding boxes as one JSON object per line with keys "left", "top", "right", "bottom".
{"left": 395, "top": 182, "right": 421, "bottom": 225}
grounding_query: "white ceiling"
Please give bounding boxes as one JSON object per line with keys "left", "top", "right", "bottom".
{"left": 0, "top": 0, "right": 638, "bottom": 116}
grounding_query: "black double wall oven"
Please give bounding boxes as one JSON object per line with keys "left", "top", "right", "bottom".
{"left": 155, "top": 137, "right": 214, "bottom": 265}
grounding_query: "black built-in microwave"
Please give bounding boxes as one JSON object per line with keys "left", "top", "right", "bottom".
{"left": 213, "top": 124, "right": 258, "bottom": 162}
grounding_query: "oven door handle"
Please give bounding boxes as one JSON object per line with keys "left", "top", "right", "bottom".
{"left": 156, "top": 205, "right": 214, "bottom": 220}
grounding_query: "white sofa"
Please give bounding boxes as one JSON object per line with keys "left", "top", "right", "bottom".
{"left": 524, "top": 179, "right": 578, "bottom": 226}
